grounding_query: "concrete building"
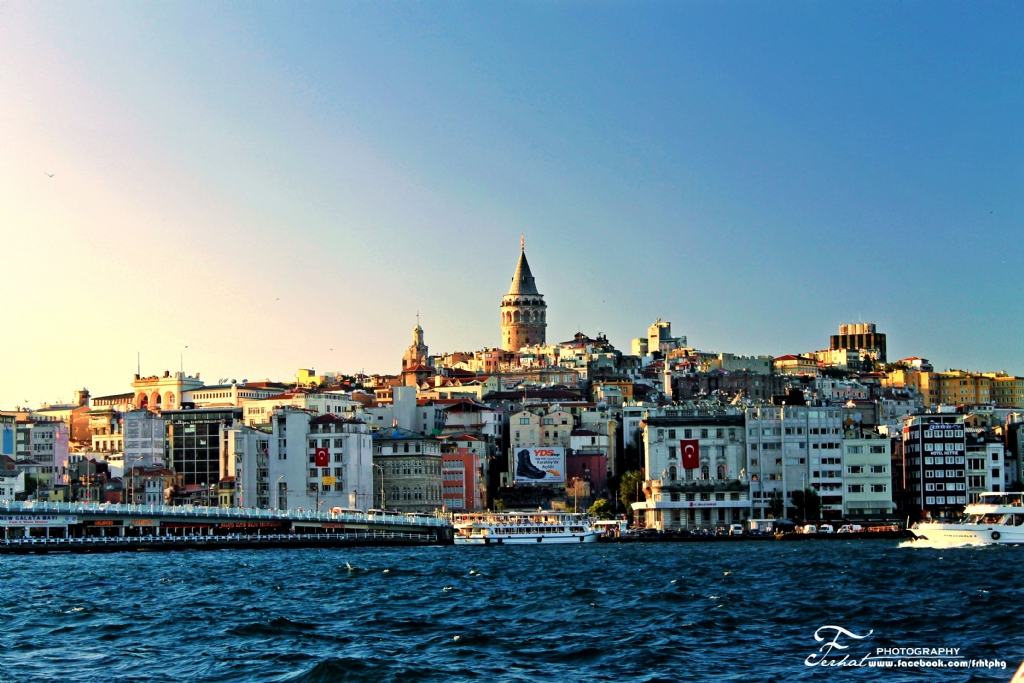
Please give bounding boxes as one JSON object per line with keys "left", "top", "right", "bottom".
{"left": 163, "top": 407, "right": 244, "bottom": 505}
{"left": 774, "top": 355, "right": 818, "bottom": 376}
{"left": 636, "top": 408, "right": 750, "bottom": 531}
{"left": 440, "top": 436, "right": 485, "bottom": 511}
{"left": 988, "top": 374, "right": 1024, "bottom": 408}
{"left": 900, "top": 414, "right": 967, "bottom": 520}
{"left": 965, "top": 429, "right": 1004, "bottom": 502}
{"left": 184, "top": 381, "right": 285, "bottom": 409}
{"left": 746, "top": 405, "right": 845, "bottom": 520}
{"left": 830, "top": 322, "right": 887, "bottom": 364}
{"left": 122, "top": 410, "right": 166, "bottom": 469}
{"left": 938, "top": 371, "right": 992, "bottom": 406}
{"left": 647, "top": 318, "right": 686, "bottom": 356}
{"left": 500, "top": 239, "right": 547, "bottom": 352}
{"left": 259, "top": 407, "right": 374, "bottom": 512}
{"left": 842, "top": 432, "right": 895, "bottom": 519}
{"left": 132, "top": 371, "right": 204, "bottom": 411}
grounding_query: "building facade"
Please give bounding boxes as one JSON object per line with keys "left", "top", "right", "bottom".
{"left": 636, "top": 409, "right": 750, "bottom": 530}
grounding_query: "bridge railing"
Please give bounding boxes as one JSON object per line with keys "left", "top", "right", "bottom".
{"left": 0, "top": 500, "right": 449, "bottom": 528}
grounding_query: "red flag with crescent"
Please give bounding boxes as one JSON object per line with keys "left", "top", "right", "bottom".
{"left": 680, "top": 439, "right": 699, "bottom": 469}
{"left": 315, "top": 447, "right": 329, "bottom": 467}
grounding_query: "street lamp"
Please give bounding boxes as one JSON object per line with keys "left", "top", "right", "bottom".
{"left": 372, "top": 463, "right": 386, "bottom": 510}
{"left": 129, "top": 457, "right": 143, "bottom": 507}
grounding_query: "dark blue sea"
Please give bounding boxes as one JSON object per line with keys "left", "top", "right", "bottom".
{"left": 0, "top": 541, "right": 1019, "bottom": 682}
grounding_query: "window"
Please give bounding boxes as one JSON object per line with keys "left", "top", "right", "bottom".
{"left": 668, "top": 429, "right": 676, "bottom": 439}
{"left": 870, "top": 465, "right": 886, "bottom": 474}
{"left": 871, "top": 484, "right": 887, "bottom": 493}
{"left": 520, "top": 418, "right": 530, "bottom": 425}
{"left": 668, "top": 446, "right": 676, "bottom": 459}
{"left": 848, "top": 484, "right": 864, "bottom": 493}
{"left": 716, "top": 429, "right": 724, "bottom": 438}
{"left": 700, "top": 429, "right": 708, "bottom": 438}
{"left": 869, "top": 445, "right": 886, "bottom": 454}
{"left": 847, "top": 466, "right": 864, "bottom": 474}
{"left": 846, "top": 445, "right": 863, "bottom": 454}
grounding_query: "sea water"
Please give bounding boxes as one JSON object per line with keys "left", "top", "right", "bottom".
{"left": 0, "top": 541, "right": 1020, "bottom": 682}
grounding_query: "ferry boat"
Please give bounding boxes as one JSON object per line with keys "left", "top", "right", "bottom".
{"left": 909, "top": 492, "right": 1024, "bottom": 545}
{"left": 453, "top": 511, "right": 599, "bottom": 545}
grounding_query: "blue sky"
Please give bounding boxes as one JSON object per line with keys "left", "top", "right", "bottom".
{"left": 1, "top": 2, "right": 1021, "bottom": 406}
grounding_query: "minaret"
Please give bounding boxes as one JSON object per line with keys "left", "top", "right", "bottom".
{"left": 501, "top": 235, "right": 547, "bottom": 352}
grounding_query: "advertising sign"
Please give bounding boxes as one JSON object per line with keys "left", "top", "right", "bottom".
{"left": 322, "top": 476, "right": 337, "bottom": 486}
{"left": 513, "top": 447, "right": 565, "bottom": 484}
{"left": 0, "top": 515, "right": 78, "bottom": 527}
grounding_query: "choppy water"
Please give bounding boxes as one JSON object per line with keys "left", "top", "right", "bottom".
{"left": 0, "top": 541, "right": 1020, "bottom": 682}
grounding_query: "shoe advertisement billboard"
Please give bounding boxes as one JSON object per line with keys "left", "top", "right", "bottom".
{"left": 513, "top": 447, "right": 565, "bottom": 484}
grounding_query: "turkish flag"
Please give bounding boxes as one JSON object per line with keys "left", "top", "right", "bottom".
{"left": 680, "top": 439, "right": 699, "bottom": 469}
{"left": 315, "top": 447, "right": 329, "bottom": 467}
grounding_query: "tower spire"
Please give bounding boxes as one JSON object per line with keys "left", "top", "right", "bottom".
{"left": 521, "top": 233, "right": 524, "bottom": 252}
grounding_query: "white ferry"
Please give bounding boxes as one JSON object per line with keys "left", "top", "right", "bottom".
{"left": 453, "top": 511, "right": 599, "bottom": 545}
{"left": 910, "top": 492, "right": 1024, "bottom": 545}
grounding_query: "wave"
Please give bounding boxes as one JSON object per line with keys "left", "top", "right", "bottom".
{"left": 228, "top": 616, "right": 320, "bottom": 637}
{"left": 283, "top": 657, "right": 432, "bottom": 683}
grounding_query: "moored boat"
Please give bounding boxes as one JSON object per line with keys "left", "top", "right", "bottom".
{"left": 453, "top": 511, "right": 598, "bottom": 545}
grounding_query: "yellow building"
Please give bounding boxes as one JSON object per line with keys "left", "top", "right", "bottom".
{"left": 938, "top": 371, "right": 991, "bottom": 406}
{"left": 986, "top": 374, "right": 1024, "bottom": 408}
{"left": 883, "top": 369, "right": 941, "bottom": 407}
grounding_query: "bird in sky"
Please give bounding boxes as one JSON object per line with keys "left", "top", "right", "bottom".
{"left": 44, "top": 172, "right": 54, "bottom": 178}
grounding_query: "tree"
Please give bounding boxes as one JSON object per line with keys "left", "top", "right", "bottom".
{"left": 493, "top": 499, "right": 506, "bottom": 512}
{"left": 790, "top": 488, "right": 821, "bottom": 522}
{"left": 619, "top": 470, "right": 645, "bottom": 522}
{"left": 621, "top": 429, "right": 644, "bottom": 474}
{"left": 768, "top": 494, "right": 784, "bottom": 519}
{"left": 588, "top": 498, "right": 613, "bottom": 519}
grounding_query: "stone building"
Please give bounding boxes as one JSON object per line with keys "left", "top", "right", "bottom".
{"left": 372, "top": 427, "right": 443, "bottom": 512}
{"left": 500, "top": 237, "right": 547, "bottom": 352}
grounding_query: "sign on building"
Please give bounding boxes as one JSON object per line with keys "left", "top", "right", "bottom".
{"left": 513, "top": 447, "right": 565, "bottom": 484}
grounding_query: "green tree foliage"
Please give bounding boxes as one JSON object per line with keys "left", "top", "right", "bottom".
{"left": 619, "top": 470, "right": 645, "bottom": 520}
{"left": 588, "top": 498, "right": 613, "bottom": 519}
{"left": 790, "top": 488, "right": 821, "bottom": 522}
{"left": 621, "top": 429, "right": 643, "bottom": 473}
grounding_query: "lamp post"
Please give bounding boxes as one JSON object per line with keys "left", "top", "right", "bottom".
{"left": 129, "top": 457, "right": 143, "bottom": 507}
{"left": 373, "top": 463, "right": 386, "bottom": 510}
{"left": 276, "top": 475, "right": 285, "bottom": 511}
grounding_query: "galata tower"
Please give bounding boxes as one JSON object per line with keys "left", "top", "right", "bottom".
{"left": 501, "top": 236, "right": 547, "bottom": 351}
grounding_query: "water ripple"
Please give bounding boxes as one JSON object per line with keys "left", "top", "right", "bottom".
{"left": 0, "top": 542, "right": 1020, "bottom": 682}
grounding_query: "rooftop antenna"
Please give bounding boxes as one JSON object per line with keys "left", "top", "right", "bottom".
{"left": 137, "top": 352, "right": 140, "bottom": 377}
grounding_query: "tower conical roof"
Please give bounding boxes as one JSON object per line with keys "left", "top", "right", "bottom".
{"left": 508, "top": 250, "right": 540, "bottom": 296}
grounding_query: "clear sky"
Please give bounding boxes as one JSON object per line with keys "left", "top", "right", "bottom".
{"left": 1, "top": 2, "right": 1022, "bottom": 408}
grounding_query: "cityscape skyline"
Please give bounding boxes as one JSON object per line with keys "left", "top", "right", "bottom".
{"left": 2, "top": 3, "right": 1022, "bottom": 408}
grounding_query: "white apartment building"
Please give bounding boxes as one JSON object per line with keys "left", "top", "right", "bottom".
{"left": 746, "top": 405, "right": 845, "bottom": 520}
{"left": 842, "top": 432, "right": 894, "bottom": 518}
{"left": 966, "top": 429, "right": 1004, "bottom": 502}
{"left": 122, "top": 410, "right": 165, "bottom": 469}
{"left": 237, "top": 407, "right": 374, "bottom": 512}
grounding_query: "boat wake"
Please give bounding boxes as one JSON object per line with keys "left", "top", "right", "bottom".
{"left": 899, "top": 538, "right": 991, "bottom": 550}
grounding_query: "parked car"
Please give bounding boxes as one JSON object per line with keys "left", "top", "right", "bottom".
{"left": 728, "top": 524, "right": 744, "bottom": 536}
{"left": 818, "top": 524, "right": 835, "bottom": 534}
{"left": 837, "top": 524, "right": 863, "bottom": 534}
{"left": 799, "top": 525, "right": 817, "bottom": 534}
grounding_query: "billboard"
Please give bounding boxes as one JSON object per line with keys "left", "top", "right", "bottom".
{"left": 513, "top": 447, "right": 565, "bottom": 484}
